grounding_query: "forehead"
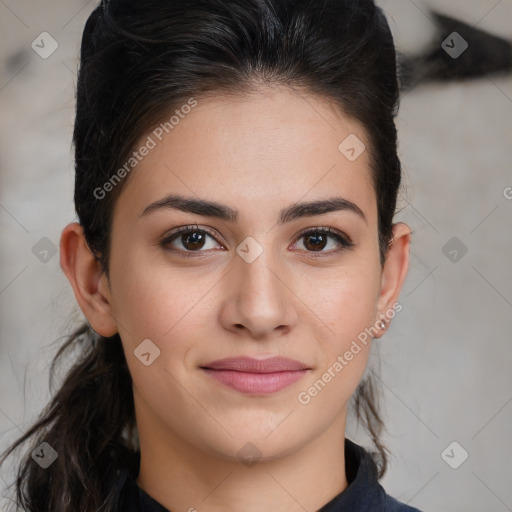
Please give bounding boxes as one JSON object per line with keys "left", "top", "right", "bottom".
{"left": 112, "top": 86, "right": 377, "bottom": 225}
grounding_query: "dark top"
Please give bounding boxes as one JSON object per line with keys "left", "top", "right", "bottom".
{"left": 113, "top": 439, "right": 422, "bottom": 511}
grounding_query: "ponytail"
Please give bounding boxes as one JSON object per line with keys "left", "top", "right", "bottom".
{"left": 352, "top": 371, "right": 390, "bottom": 479}
{"left": 0, "top": 322, "right": 138, "bottom": 512}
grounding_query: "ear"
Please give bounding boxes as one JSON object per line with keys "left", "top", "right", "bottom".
{"left": 59, "top": 222, "right": 118, "bottom": 337}
{"left": 373, "top": 222, "right": 411, "bottom": 339}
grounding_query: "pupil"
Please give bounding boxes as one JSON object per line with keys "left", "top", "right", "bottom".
{"left": 184, "top": 231, "right": 204, "bottom": 249}
{"left": 306, "top": 233, "right": 326, "bottom": 251}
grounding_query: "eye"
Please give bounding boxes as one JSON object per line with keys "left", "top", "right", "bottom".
{"left": 160, "top": 224, "right": 224, "bottom": 256}
{"left": 160, "top": 224, "right": 355, "bottom": 258}
{"left": 291, "top": 227, "right": 355, "bottom": 255}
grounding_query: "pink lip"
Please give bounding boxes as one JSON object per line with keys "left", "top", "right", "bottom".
{"left": 201, "top": 356, "right": 311, "bottom": 395}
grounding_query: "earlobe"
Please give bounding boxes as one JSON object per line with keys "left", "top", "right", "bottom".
{"left": 374, "top": 222, "right": 411, "bottom": 338}
{"left": 59, "top": 222, "right": 118, "bottom": 337}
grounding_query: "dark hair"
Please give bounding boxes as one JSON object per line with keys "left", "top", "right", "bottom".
{"left": 1, "top": 0, "right": 402, "bottom": 510}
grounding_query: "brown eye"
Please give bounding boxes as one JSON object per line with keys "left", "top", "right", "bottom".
{"left": 179, "top": 230, "right": 207, "bottom": 250}
{"left": 294, "top": 227, "right": 355, "bottom": 253}
{"left": 161, "top": 226, "right": 223, "bottom": 254}
{"left": 303, "top": 231, "right": 328, "bottom": 251}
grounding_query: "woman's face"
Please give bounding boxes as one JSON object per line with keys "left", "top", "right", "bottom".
{"left": 88, "top": 86, "right": 409, "bottom": 461}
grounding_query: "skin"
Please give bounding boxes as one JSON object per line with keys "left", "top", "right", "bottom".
{"left": 60, "top": 85, "right": 410, "bottom": 512}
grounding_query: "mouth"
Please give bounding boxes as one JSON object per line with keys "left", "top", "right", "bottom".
{"left": 200, "top": 356, "right": 311, "bottom": 395}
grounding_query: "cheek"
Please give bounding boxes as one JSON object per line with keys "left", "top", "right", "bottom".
{"left": 295, "top": 253, "right": 381, "bottom": 397}
{"left": 109, "top": 241, "right": 215, "bottom": 342}
{"left": 294, "top": 269, "right": 378, "bottom": 414}
{"left": 295, "top": 260, "right": 381, "bottom": 344}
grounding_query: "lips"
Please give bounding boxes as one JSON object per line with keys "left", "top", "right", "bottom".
{"left": 200, "top": 356, "right": 311, "bottom": 394}
{"left": 202, "top": 356, "right": 309, "bottom": 373}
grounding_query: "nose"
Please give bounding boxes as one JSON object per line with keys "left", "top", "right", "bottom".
{"left": 218, "top": 245, "right": 298, "bottom": 340}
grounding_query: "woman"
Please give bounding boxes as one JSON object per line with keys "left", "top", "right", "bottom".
{"left": 0, "top": 0, "right": 421, "bottom": 510}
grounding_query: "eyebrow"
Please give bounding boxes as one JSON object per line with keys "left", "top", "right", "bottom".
{"left": 138, "top": 193, "right": 367, "bottom": 225}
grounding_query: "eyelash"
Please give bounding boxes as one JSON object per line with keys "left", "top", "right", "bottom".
{"left": 160, "top": 224, "right": 355, "bottom": 259}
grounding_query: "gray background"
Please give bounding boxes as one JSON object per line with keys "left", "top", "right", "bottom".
{"left": 0, "top": 0, "right": 511, "bottom": 511}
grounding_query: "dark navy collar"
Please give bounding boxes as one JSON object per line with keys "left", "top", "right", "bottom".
{"left": 115, "top": 439, "right": 421, "bottom": 511}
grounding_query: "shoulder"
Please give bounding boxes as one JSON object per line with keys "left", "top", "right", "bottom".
{"left": 343, "top": 439, "right": 425, "bottom": 512}
{"left": 384, "top": 495, "right": 423, "bottom": 512}
{"left": 114, "top": 466, "right": 170, "bottom": 512}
